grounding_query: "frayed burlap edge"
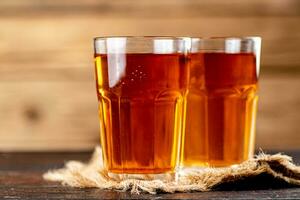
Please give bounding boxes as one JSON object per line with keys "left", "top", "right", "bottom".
{"left": 43, "top": 146, "right": 300, "bottom": 194}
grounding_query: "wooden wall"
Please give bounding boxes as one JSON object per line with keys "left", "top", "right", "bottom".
{"left": 0, "top": 0, "right": 299, "bottom": 151}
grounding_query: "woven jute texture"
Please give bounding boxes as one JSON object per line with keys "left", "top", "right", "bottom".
{"left": 43, "top": 147, "right": 300, "bottom": 194}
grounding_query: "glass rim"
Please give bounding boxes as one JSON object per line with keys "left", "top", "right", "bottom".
{"left": 191, "top": 36, "right": 261, "bottom": 42}
{"left": 94, "top": 36, "right": 190, "bottom": 42}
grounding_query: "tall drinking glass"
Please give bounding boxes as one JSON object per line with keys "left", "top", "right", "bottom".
{"left": 94, "top": 37, "right": 189, "bottom": 175}
{"left": 183, "top": 37, "right": 261, "bottom": 167}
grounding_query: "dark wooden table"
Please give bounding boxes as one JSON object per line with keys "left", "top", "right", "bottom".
{"left": 0, "top": 151, "right": 300, "bottom": 199}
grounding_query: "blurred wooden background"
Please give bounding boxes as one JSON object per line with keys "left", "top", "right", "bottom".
{"left": 0, "top": 0, "right": 299, "bottom": 151}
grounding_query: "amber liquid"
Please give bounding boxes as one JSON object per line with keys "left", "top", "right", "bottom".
{"left": 183, "top": 52, "right": 258, "bottom": 167}
{"left": 95, "top": 53, "right": 188, "bottom": 174}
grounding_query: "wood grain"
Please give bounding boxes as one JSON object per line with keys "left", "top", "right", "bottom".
{"left": 0, "top": 152, "right": 299, "bottom": 199}
{"left": 0, "top": 75, "right": 299, "bottom": 151}
{"left": 0, "top": 0, "right": 299, "bottom": 150}
{"left": 0, "top": 0, "right": 299, "bottom": 17}
{"left": 1, "top": 176, "right": 299, "bottom": 200}
{"left": 1, "top": 17, "right": 300, "bottom": 69}
{"left": 0, "top": 82, "right": 99, "bottom": 151}
{"left": 2, "top": 171, "right": 299, "bottom": 199}
{"left": 257, "top": 75, "right": 300, "bottom": 149}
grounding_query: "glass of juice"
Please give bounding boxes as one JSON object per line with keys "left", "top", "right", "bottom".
{"left": 183, "top": 37, "right": 261, "bottom": 167}
{"left": 94, "top": 37, "right": 190, "bottom": 176}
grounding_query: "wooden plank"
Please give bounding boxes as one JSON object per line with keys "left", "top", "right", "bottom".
{"left": 257, "top": 75, "right": 300, "bottom": 150}
{"left": 0, "top": 65, "right": 93, "bottom": 82}
{"left": 0, "top": 75, "right": 299, "bottom": 151}
{"left": 0, "top": 152, "right": 300, "bottom": 198}
{"left": 0, "top": 0, "right": 299, "bottom": 17}
{"left": 0, "top": 152, "right": 91, "bottom": 171}
{"left": 1, "top": 171, "right": 300, "bottom": 199}
{"left": 1, "top": 151, "right": 300, "bottom": 171}
{"left": 0, "top": 17, "right": 300, "bottom": 72}
{"left": 0, "top": 82, "right": 99, "bottom": 151}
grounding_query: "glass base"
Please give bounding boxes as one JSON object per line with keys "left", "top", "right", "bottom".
{"left": 106, "top": 171, "right": 177, "bottom": 181}
{"left": 181, "top": 159, "right": 247, "bottom": 168}
{"left": 179, "top": 162, "right": 241, "bottom": 175}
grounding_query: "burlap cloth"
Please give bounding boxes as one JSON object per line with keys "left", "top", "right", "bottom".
{"left": 43, "top": 147, "right": 300, "bottom": 194}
